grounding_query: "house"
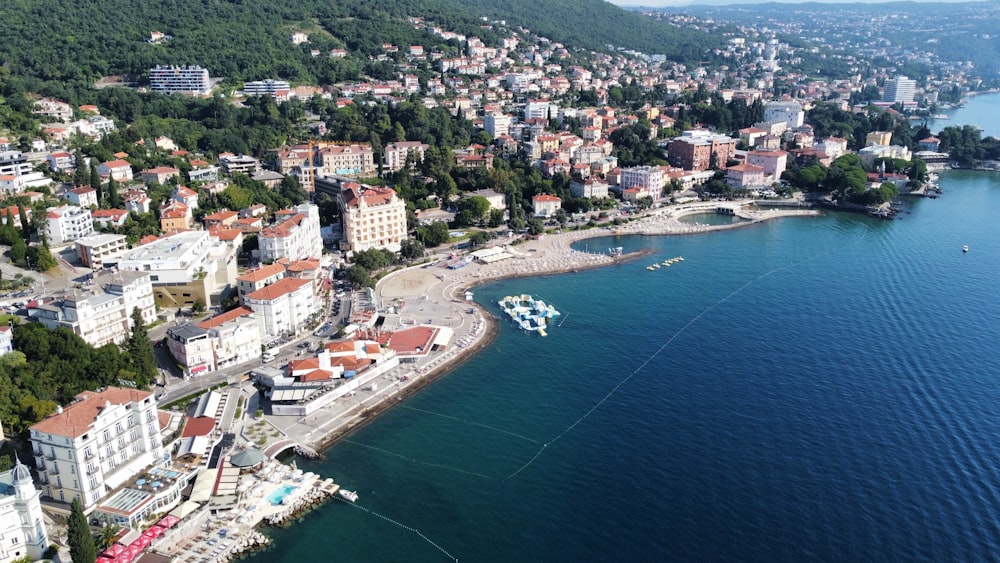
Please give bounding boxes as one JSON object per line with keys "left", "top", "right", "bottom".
{"left": 46, "top": 151, "right": 75, "bottom": 173}
{"left": 97, "top": 159, "right": 133, "bottom": 182}
{"left": 29, "top": 387, "right": 164, "bottom": 509}
{"left": 91, "top": 208, "right": 129, "bottom": 229}
{"left": 64, "top": 186, "right": 99, "bottom": 208}
{"left": 725, "top": 163, "right": 766, "bottom": 189}
{"left": 383, "top": 141, "right": 429, "bottom": 172}
{"left": 465, "top": 189, "right": 506, "bottom": 212}
{"left": 918, "top": 137, "right": 941, "bottom": 152}
{"left": 745, "top": 150, "right": 788, "bottom": 184}
{"left": 258, "top": 203, "right": 323, "bottom": 262}
{"left": 159, "top": 201, "right": 192, "bottom": 232}
{"left": 123, "top": 188, "right": 152, "bottom": 214}
{"left": 140, "top": 166, "right": 181, "bottom": 184}
{"left": 570, "top": 177, "right": 610, "bottom": 199}
{"left": 202, "top": 210, "right": 238, "bottom": 229}
{"left": 172, "top": 185, "right": 199, "bottom": 209}
{"left": 236, "top": 263, "right": 286, "bottom": 304}
{"left": 532, "top": 194, "right": 562, "bottom": 218}
{"left": 243, "top": 277, "right": 317, "bottom": 338}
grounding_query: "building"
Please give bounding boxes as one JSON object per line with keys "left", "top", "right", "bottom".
{"left": 166, "top": 324, "right": 215, "bottom": 378}
{"left": 532, "top": 194, "right": 562, "bottom": 218}
{"left": 202, "top": 210, "right": 238, "bottom": 229}
{"left": 97, "top": 159, "right": 133, "bottom": 182}
{"left": 383, "top": 141, "right": 429, "bottom": 172}
{"left": 64, "top": 186, "right": 98, "bottom": 208}
{"left": 46, "top": 151, "right": 75, "bottom": 173}
{"left": 140, "top": 166, "right": 181, "bottom": 185}
{"left": 219, "top": 154, "right": 261, "bottom": 176}
{"left": 244, "top": 277, "right": 317, "bottom": 338}
{"left": 242, "top": 79, "right": 292, "bottom": 102}
{"left": 725, "top": 163, "right": 766, "bottom": 189}
{"left": 866, "top": 131, "right": 893, "bottom": 147}
{"left": 197, "top": 306, "right": 261, "bottom": 370}
{"left": 620, "top": 166, "right": 664, "bottom": 199}
{"left": 117, "top": 230, "right": 238, "bottom": 308}
{"left": 317, "top": 144, "right": 375, "bottom": 176}
{"left": 34, "top": 270, "right": 156, "bottom": 347}
{"left": 258, "top": 203, "right": 323, "bottom": 263}
{"left": 524, "top": 100, "right": 552, "bottom": 121}
{"left": 0, "top": 458, "right": 49, "bottom": 562}
{"left": 91, "top": 207, "right": 129, "bottom": 229}
{"left": 75, "top": 234, "right": 128, "bottom": 269}
{"left": 0, "top": 151, "right": 32, "bottom": 177}
{"left": 667, "top": 130, "right": 737, "bottom": 171}
{"left": 763, "top": 101, "right": 805, "bottom": 128}
{"left": 46, "top": 204, "right": 94, "bottom": 245}
{"left": 883, "top": 76, "right": 917, "bottom": 103}
{"left": 236, "top": 263, "right": 286, "bottom": 304}
{"left": 746, "top": 150, "right": 788, "bottom": 184}
{"left": 32, "top": 98, "right": 73, "bottom": 123}
{"left": 464, "top": 189, "right": 506, "bottom": 212}
{"left": 0, "top": 326, "right": 12, "bottom": 356}
{"left": 570, "top": 177, "right": 610, "bottom": 199}
{"left": 483, "top": 113, "right": 512, "bottom": 138}
{"left": 30, "top": 388, "right": 163, "bottom": 509}
{"left": 858, "top": 144, "right": 912, "bottom": 165}
{"left": 149, "top": 65, "right": 212, "bottom": 96}
{"left": 338, "top": 183, "right": 408, "bottom": 253}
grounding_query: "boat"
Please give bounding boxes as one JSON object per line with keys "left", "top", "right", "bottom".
{"left": 339, "top": 489, "right": 359, "bottom": 502}
{"left": 963, "top": 245, "right": 969, "bottom": 253}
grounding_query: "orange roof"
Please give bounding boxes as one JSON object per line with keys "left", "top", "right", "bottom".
{"left": 31, "top": 387, "right": 154, "bottom": 439}
{"left": 139, "top": 235, "right": 159, "bottom": 245}
{"left": 102, "top": 159, "right": 130, "bottom": 169}
{"left": 181, "top": 416, "right": 215, "bottom": 438}
{"left": 244, "top": 277, "right": 311, "bottom": 301}
{"left": 532, "top": 194, "right": 561, "bottom": 202}
{"left": 237, "top": 263, "right": 286, "bottom": 283}
{"left": 285, "top": 259, "right": 320, "bottom": 273}
{"left": 207, "top": 226, "right": 242, "bottom": 241}
{"left": 204, "top": 210, "right": 236, "bottom": 221}
{"left": 196, "top": 306, "right": 254, "bottom": 329}
{"left": 300, "top": 369, "right": 335, "bottom": 382}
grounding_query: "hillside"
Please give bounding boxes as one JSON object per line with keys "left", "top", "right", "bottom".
{"left": 0, "top": 0, "right": 717, "bottom": 92}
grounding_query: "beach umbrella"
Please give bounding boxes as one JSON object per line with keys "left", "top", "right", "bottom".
{"left": 104, "top": 544, "right": 127, "bottom": 557}
{"left": 157, "top": 515, "right": 180, "bottom": 528}
{"left": 143, "top": 525, "right": 165, "bottom": 539}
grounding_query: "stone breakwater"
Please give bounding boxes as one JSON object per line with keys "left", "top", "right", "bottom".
{"left": 264, "top": 480, "right": 340, "bottom": 526}
{"left": 211, "top": 531, "right": 271, "bottom": 563}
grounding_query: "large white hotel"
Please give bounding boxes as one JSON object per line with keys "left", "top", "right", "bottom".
{"left": 149, "top": 65, "right": 212, "bottom": 96}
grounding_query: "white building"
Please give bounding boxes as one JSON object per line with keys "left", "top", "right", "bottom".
{"left": 338, "top": 183, "right": 408, "bottom": 253}
{"left": 763, "top": 101, "right": 805, "bottom": 128}
{"left": 383, "top": 141, "right": 429, "bottom": 172}
{"left": 0, "top": 326, "right": 12, "bottom": 356}
{"left": 0, "top": 458, "right": 49, "bottom": 562}
{"left": 524, "top": 100, "right": 552, "bottom": 121}
{"left": 29, "top": 387, "right": 164, "bottom": 509}
{"left": 46, "top": 204, "right": 94, "bottom": 245}
{"left": 64, "top": 186, "right": 98, "bottom": 208}
{"left": 75, "top": 233, "right": 128, "bottom": 269}
{"left": 34, "top": 270, "right": 156, "bottom": 347}
{"left": 219, "top": 154, "right": 261, "bottom": 176}
{"left": 243, "top": 79, "right": 292, "bottom": 102}
{"left": 0, "top": 151, "right": 33, "bottom": 178}
{"left": 620, "top": 166, "right": 664, "bottom": 198}
{"left": 97, "top": 159, "right": 133, "bottom": 182}
{"left": 197, "top": 306, "right": 262, "bottom": 370}
{"left": 117, "top": 230, "right": 238, "bottom": 309}
{"left": 244, "top": 277, "right": 317, "bottom": 338}
{"left": 149, "top": 65, "right": 212, "bottom": 96}
{"left": 532, "top": 194, "right": 562, "bottom": 217}
{"left": 570, "top": 177, "right": 610, "bottom": 199}
{"left": 746, "top": 150, "right": 788, "bottom": 184}
{"left": 483, "top": 113, "right": 511, "bottom": 138}
{"left": 236, "top": 263, "right": 286, "bottom": 305}
{"left": 858, "top": 144, "right": 912, "bottom": 165}
{"left": 259, "top": 203, "right": 323, "bottom": 263}
{"left": 883, "top": 76, "right": 917, "bottom": 104}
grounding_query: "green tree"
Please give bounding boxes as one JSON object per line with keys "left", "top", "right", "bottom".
{"left": 399, "top": 239, "right": 425, "bottom": 260}
{"left": 26, "top": 245, "right": 57, "bottom": 272}
{"left": 95, "top": 524, "right": 122, "bottom": 551}
{"left": 8, "top": 239, "right": 27, "bottom": 267}
{"left": 72, "top": 150, "right": 88, "bottom": 186}
{"left": 417, "top": 221, "right": 450, "bottom": 247}
{"left": 68, "top": 498, "right": 97, "bottom": 563}
{"left": 126, "top": 307, "right": 156, "bottom": 388}
{"left": 90, "top": 165, "right": 102, "bottom": 204}
{"left": 346, "top": 265, "right": 373, "bottom": 289}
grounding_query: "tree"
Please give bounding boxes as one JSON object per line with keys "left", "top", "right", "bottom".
{"left": 90, "top": 165, "right": 102, "bottom": 205}
{"left": 417, "top": 221, "right": 450, "bottom": 247}
{"left": 346, "top": 265, "right": 373, "bottom": 289}
{"left": 72, "top": 150, "right": 88, "bottom": 187}
{"left": 96, "top": 524, "right": 122, "bottom": 551}
{"left": 126, "top": 307, "right": 156, "bottom": 388}
{"left": 399, "top": 239, "right": 425, "bottom": 260}
{"left": 68, "top": 498, "right": 97, "bottom": 563}
{"left": 8, "top": 239, "right": 27, "bottom": 267}
{"left": 455, "top": 196, "right": 491, "bottom": 226}
{"left": 26, "top": 245, "right": 57, "bottom": 272}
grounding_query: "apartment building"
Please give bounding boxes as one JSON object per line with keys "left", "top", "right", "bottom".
{"left": 383, "top": 141, "right": 429, "bottom": 172}
{"left": 97, "top": 159, "right": 134, "bottom": 182}
{"left": 667, "top": 130, "right": 737, "bottom": 171}
{"left": 531, "top": 194, "right": 562, "bottom": 217}
{"left": 244, "top": 277, "right": 317, "bottom": 338}
{"left": 763, "top": 101, "right": 805, "bottom": 128}
{"left": 64, "top": 186, "right": 98, "bottom": 208}
{"left": 620, "top": 166, "right": 664, "bottom": 198}
{"left": 570, "top": 177, "right": 610, "bottom": 199}
{"left": 219, "top": 154, "right": 261, "bottom": 176}
{"left": 338, "top": 183, "right": 408, "bottom": 253}
{"left": 46, "top": 205, "right": 94, "bottom": 245}
{"left": 236, "top": 263, "right": 286, "bottom": 304}
{"left": 149, "top": 65, "right": 212, "bottom": 96}
{"left": 75, "top": 234, "right": 128, "bottom": 269}
{"left": 243, "top": 79, "right": 292, "bottom": 102}
{"left": 196, "top": 306, "right": 262, "bottom": 370}
{"left": 0, "top": 151, "right": 33, "bottom": 177}
{"left": 746, "top": 150, "right": 788, "bottom": 184}
{"left": 29, "top": 387, "right": 164, "bottom": 509}
{"left": 117, "top": 230, "right": 238, "bottom": 308}
{"left": 0, "top": 459, "right": 49, "bottom": 562}
{"left": 318, "top": 144, "right": 375, "bottom": 176}
{"left": 483, "top": 113, "right": 512, "bottom": 138}
{"left": 34, "top": 270, "right": 156, "bottom": 347}
{"left": 258, "top": 203, "right": 322, "bottom": 263}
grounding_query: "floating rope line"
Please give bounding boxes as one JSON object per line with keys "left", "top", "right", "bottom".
{"left": 344, "top": 439, "right": 494, "bottom": 480}
{"left": 399, "top": 404, "right": 540, "bottom": 444}
{"left": 337, "top": 496, "right": 459, "bottom": 562}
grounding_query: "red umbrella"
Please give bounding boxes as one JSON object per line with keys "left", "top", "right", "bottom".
{"left": 156, "top": 515, "right": 180, "bottom": 528}
{"left": 103, "top": 544, "right": 127, "bottom": 557}
{"left": 97, "top": 556, "right": 116, "bottom": 563}
{"left": 142, "top": 525, "right": 165, "bottom": 539}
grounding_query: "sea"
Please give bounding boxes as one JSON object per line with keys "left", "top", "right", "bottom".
{"left": 246, "top": 97, "right": 1000, "bottom": 562}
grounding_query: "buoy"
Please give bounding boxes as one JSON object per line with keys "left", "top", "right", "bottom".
{"left": 963, "top": 245, "right": 969, "bottom": 253}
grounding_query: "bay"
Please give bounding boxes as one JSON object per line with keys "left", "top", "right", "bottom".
{"left": 923, "top": 91, "right": 1000, "bottom": 138}
{"left": 245, "top": 170, "right": 1000, "bottom": 562}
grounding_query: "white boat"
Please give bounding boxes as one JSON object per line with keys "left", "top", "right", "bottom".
{"left": 963, "top": 245, "right": 969, "bottom": 253}
{"left": 339, "top": 489, "right": 359, "bottom": 502}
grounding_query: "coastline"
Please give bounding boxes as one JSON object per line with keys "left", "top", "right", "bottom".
{"left": 298, "top": 201, "right": 822, "bottom": 455}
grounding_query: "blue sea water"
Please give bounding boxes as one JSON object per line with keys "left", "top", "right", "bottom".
{"left": 924, "top": 92, "right": 1000, "bottom": 138}
{"left": 245, "top": 170, "right": 1000, "bottom": 562}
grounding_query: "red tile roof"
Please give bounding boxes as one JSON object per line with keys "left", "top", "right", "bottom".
{"left": 196, "top": 306, "right": 254, "bottom": 329}
{"left": 244, "top": 277, "right": 311, "bottom": 301}
{"left": 236, "top": 263, "right": 286, "bottom": 283}
{"left": 181, "top": 416, "right": 216, "bottom": 438}
{"left": 31, "top": 387, "right": 153, "bottom": 439}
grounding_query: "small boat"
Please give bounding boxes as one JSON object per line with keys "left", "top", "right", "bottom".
{"left": 963, "top": 245, "right": 969, "bottom": 253}
{"left": 339, "top": 489, "right": 359, "bottom": 502}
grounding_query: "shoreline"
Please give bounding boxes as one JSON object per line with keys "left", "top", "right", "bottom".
{"left": 296, "top": 201, "right": 822, "bottom": 456}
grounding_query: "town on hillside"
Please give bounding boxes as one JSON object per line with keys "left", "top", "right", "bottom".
{"left": 0, "top": 3, "right": 999, "bottom": 561}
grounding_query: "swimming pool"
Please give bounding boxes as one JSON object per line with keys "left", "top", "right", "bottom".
{"left": 150, "top": 467, "right": 181, "bottom": 479}
{"left": 266, "top": 485, "right": 298, "bottom": 506}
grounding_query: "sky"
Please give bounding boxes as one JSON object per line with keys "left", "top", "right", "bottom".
{"left": 608, "top": 0, "right": 979, "bottom": 6}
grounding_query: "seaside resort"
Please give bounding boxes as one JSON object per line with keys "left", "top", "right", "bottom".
{"left": 30, "top": 201, "right": 816, "bottom": 563}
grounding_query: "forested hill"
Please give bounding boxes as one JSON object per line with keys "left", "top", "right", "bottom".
{"left": 0, "top": 0, "right": 716, "bottom": 91}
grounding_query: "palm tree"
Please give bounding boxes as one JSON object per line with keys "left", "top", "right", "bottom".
{"left": 96, "top": 524, "right": 122, "bottom": 551}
